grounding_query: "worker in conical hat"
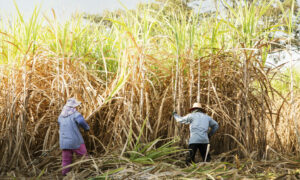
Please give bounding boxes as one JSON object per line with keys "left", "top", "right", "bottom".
{"left": 173, "top": 102, "right": 219, "bottom": 164}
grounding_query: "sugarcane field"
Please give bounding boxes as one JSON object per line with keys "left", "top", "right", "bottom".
{"left": 1, "top": 0, "right": 300, "bottom": 179}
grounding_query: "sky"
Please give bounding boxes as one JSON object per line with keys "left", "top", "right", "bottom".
{"left": 1, "top": 0, "right": 300, "bottom": 21}
{"left": 0, "top": 0, "right": 153, "bottom": 21}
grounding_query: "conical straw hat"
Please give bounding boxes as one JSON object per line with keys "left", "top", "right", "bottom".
{"left": 189, "top": 102, "right": 206, "bottom": 113}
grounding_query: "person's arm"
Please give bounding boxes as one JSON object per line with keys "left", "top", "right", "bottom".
{"left": 75, "top": 114, "right": 90, "bottom": 131}
{"left": 173, "top": 112, "right": 192, "bottom": 124}
{"left": 208, "top": 118, "right": 219, "bottom": 137}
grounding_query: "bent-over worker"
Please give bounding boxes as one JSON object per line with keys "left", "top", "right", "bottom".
{"left": 173, "top": 103, "right": 219, "bottom": 164}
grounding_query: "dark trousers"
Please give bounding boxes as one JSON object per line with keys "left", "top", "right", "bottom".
{"left": 187, "top": 143, "right": 211, "bottom": 164}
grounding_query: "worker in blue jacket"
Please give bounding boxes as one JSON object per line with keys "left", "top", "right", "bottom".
{"left": 173, "top": 103, "right": 219, "bottom": 164}
{"left": 58, "top": 98, "right": 90, "bottom": 175}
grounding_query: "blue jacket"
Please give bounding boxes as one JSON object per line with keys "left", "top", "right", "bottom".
{"left": 173, "top": 111, "right": 219, "bottom": 144}
{"left": 58, "top": 111, "right": 90, "bottom": 149}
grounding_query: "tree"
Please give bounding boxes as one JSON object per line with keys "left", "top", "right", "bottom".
{"left": 83, "top": 0, "right": 196, "bottom": 27}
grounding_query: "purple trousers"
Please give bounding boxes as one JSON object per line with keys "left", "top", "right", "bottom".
{"left": 62, "top": 144, "right": 87, "bottom": 175}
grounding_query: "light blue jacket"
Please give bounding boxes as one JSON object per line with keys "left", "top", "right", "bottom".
{"left": 58, "top": 111, "right": 90, "bottom": 149}
{"left": 173, "top": 111, "right": 219, "bottom": 144}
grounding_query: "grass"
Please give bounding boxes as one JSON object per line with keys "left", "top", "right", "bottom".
{"left": 0, "top": 0, "right": 300, "bottom": 178}
{"left": 6, "top": 148, "right": 300, "bottom": 179}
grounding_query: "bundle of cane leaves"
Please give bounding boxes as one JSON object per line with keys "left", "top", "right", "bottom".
{"left": 125, "top": 136, "right": 185, "bottom": 165}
